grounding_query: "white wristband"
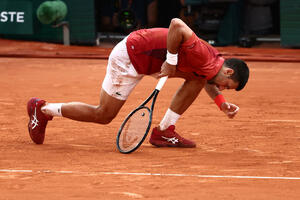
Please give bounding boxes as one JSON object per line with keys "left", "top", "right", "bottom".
{"left": 166, "top": 50, "right": 178, "bottom": 65}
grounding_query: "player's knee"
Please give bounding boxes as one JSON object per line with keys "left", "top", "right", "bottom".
{"left": 98, "top": 115, "right": 115, "bottom": 124}
{"left": 93, "top": 107, "right": 117, "bottom": 124}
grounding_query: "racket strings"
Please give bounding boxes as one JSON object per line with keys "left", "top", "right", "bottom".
{"left": 119, "top": 108, "right": 150, "bottom": 151}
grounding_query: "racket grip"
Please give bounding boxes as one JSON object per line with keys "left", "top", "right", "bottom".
{"left": 156, "top": 76, "right": 168, "bottom": 91}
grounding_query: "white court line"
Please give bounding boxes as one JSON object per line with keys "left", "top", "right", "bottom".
{"left": 239, "top": 120, "right": 300, "bottom": 123}
{"left": 1, "top": 169, "right": 300, "bottom": 180}
{"left": 265, "top": 120, "right": 300, "bottom": 123}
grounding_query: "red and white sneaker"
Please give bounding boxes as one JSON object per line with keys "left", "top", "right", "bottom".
{"left": 149, "top": 125, "right": 196, "bottom": 148}
{"left": 27, "top": 98, "right": 53, "bottom": 144}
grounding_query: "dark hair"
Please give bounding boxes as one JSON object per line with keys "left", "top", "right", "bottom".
{"left": 225, "top": 58, "right": 249, "bottom": 91}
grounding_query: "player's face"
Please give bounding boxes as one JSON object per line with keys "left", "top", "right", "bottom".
{"left": 208, "top": 67, "right": 239, "bottom": 90}
{"left": 216, "top": 78, "right": 239, "bottom": 91}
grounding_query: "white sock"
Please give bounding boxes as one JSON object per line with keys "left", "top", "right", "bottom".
{"left": 41, "top": 103, "right": 63, "bottom": 117}
{"left": 159, "top": 108, "right": 181, "bottom": 131}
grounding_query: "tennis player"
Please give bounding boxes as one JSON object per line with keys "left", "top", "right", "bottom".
{"left": 27, "top": 18, "right": 249, "bottom": 147}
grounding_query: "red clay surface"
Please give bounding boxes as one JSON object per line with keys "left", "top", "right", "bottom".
{"left": 1, "top": 40, "right": 300, "bottom": 199}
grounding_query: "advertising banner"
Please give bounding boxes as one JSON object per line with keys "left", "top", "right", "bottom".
{"left": 0, "top": 1, "right": 33, "bottom": 34}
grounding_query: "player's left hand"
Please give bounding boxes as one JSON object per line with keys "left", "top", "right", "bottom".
{"left": 220, "top": 102, "right": 239, "bottom": 119}
{"left": 158, "top": 61, "right": 176, "bottom": 78}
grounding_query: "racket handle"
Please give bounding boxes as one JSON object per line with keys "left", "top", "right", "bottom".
{"left": 155, "top": 76, "right": 168, "bottom": 91}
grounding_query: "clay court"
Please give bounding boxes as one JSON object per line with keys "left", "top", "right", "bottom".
{"left": 1, "top": 39, "right": 300, "bottom": 199}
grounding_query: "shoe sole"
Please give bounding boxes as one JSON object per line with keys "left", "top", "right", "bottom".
{"left": 150, "top": 140, "right": 196, "bottom": 148}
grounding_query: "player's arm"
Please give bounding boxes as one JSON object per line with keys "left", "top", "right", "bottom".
{"left": 158, "top": 18, "right": 193, "bottom": 78}
{"left": 205, "top": 83, "right": 239, "bottom": 119}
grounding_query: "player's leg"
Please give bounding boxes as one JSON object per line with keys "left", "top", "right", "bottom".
{"left": 149, "top": 78, "right": 206, "bottom": 148}
{"left": 50, "top": 88, "right": 126, "bottom": 124}
{"left": 39, "top": 62, "right": 142, "bottom": 124}
{"left": 27, "top": 35, "right": 142, "bottom": 144}
{"left": 27, "top": 85, "right": 126, "bottom": 144}
{"left": 168, "top": 78, "right": 206, "bottom": 115}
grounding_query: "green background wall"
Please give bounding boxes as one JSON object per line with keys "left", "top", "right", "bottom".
{"left": 1, "top": 0, "right": 96, "bottom": 45}
{"left": 280, "top": 0, "right": 300, "bottom": 47}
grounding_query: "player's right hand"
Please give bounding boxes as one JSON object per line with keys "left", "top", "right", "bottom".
{"left": 158, "top": 61, "right": 176, "bottom": 78}
{"left": 221, "top": 102, "right": 239, "bottom": 119}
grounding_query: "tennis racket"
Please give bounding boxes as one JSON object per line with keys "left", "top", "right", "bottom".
{"left": 116, "top": 76, "right": 168, "bottom": 154}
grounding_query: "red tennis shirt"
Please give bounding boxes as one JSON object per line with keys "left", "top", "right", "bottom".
{"left": 126, "top": 28, "right": 224, "bottom": 80}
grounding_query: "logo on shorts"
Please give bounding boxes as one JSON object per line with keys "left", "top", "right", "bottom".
{"left": 116, "top": 92, "right": 122, "bottom": 96}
